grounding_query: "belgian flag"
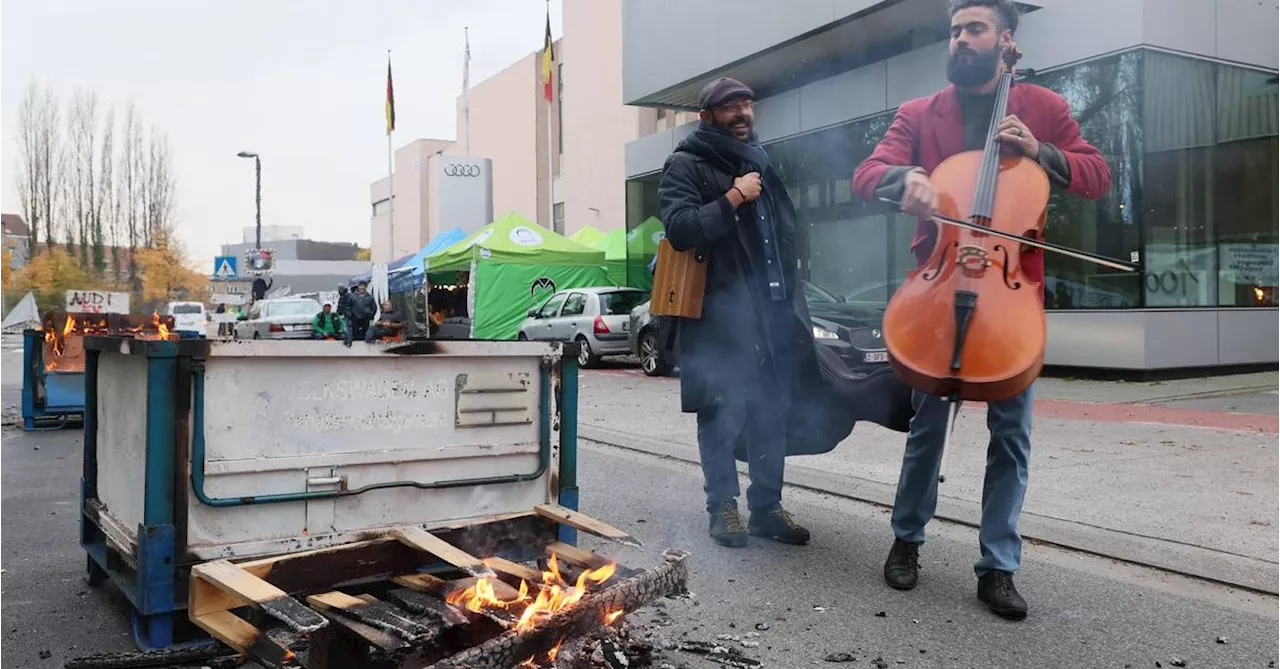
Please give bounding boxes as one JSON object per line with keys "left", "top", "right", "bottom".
{"left": 385, "top": 55, "right": 396, "bottom": 135}
{"left": 541, "top": 8, "right": 554, "bottom": 102}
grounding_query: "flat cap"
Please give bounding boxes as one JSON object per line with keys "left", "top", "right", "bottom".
{"left": 698, "top": 77, "right": 754, "bottom": 110}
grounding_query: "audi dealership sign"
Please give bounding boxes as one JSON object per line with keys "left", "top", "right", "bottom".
{"left": 443, "top": 163, "right": 482, "bottom": 177}
{"left": 432, "top": 156, "right": 493, "bottom": 235}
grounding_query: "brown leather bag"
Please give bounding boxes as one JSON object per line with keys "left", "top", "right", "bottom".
{"left": 650, "top": 239, "right": 707, "bottom": 319}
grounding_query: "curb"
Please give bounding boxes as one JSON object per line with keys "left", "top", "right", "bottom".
{"left": 580, "top": 424, "right": 1279, "bottom": 597}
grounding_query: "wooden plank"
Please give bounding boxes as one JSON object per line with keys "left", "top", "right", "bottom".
{"left": 484, "top": 556, "right": 543, "bottom": 585}
{"left": 534, "top": 503, "right": 642, "bottom": 547}
{"left": 190, "top": 611, "right": 295, "bottom": 668}
{"left": 191, "top": 560, "right": 326, "bottom": 633}
{"left": 307, "top": 591, "right": 435, "bottom": 642}
{"left": 314, "top": 609, "right": 410, "bottom": 654}
{"left": 393, "top": 526, "right": 494, "bottom": 577}
{"left": 545, "top": 542, "right": 612, "bottom": 570}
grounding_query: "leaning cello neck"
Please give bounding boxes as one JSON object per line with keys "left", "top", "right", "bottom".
{"left": 971, "top": 46, "right": 1023, "bottom": 221}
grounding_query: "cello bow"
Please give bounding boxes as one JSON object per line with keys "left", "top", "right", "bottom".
{"left": 877, "top": 197, "right": 1139, "bottom": 272}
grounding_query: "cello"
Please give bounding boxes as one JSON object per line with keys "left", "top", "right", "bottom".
{"left": 877, "top": 44, "right": 1137, "bottom": 481}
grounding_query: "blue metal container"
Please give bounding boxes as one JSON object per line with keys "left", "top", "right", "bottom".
{"left": 21, "top": 328, "right": 86, "bottom": 430}
{"left": 79, "top": 336, "right": 582, "bottom": 650}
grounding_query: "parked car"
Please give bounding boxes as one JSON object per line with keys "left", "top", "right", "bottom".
{"left": 233, "top": 298, "right": 323, "bottom": 340}
{"left": 517, "top": 287, "right": 651, "bottom": 368}
{"left": 628, "top": 280, "right": 888, "bottom": 377}
{"left": 165, "top": 301, "right": 208, "bottom": 337}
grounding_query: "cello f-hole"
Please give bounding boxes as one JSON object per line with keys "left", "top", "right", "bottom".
{"left": 921, "top": 242, "right": 956, "bottom": 281}
{"left": 994, "top": 244, "right": 1022, "bottom": 290}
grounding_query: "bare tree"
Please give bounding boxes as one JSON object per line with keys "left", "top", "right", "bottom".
{"left": 67, "top": 88, "right": 99, "bottom": 268}
{"left": 14, "top": 79, "right": 42, "bottom": 251}
{"left": 118, "top": 104, "right": 143, "bottom": 286}
{"left": 95, "top": 105, "right": 115, "bottom": 275}
{"left": 39, "top": 86, "right": 64, "bottom": 250}
{"left": 144, "top": 126, "right": 177, "bottom": 243}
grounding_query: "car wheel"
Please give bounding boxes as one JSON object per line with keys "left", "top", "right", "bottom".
{"left": 252, "top": 331, "right": 261, "bottom": 340}
{"left": 517, "top": 332, "right": 528, "bottom": 341}
{"left": 639, "top": 329, "right": 673, "bottom": 377}
{"left": 575, "top": 336, "right": 601, "bottom": 369}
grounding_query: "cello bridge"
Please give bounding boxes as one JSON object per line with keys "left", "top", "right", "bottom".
{"left": 954, "top": 245, "right": 991, "bottom": 275}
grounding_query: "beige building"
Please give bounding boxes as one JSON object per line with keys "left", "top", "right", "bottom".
{"left": 369, "top": 0, "right": 690, "bottom": 264}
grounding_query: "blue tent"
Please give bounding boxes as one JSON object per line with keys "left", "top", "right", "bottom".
{"left": 352, "top": 228, "right": 468, "bottom": 293}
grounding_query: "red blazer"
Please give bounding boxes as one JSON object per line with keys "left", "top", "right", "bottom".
{"left": 852, "top": 82, "right": 1112, "bottom": 294}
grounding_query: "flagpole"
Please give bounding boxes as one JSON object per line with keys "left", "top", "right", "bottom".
{"left": 545, "top": 0, "right": 555, "bottom": 232}
{"left": 464, "top": 27, "right": 471, "bottom": 157}
{"left": 387, "top": 50, "right": 395, "bottom": 261}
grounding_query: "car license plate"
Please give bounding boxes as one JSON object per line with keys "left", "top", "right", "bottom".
{"left": 864, "top": 351, "right": 888, "bottom": 363}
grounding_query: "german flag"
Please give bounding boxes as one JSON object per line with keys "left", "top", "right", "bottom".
{"left": 385, "top": 55, "right": 396, "bottom": 135}
{"left": 541, "top": 8, "right": 554, "bottom": 102}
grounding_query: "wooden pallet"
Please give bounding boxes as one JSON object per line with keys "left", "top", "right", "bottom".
{"left": 187, "top": 507, "right": 639, "bottom": 668}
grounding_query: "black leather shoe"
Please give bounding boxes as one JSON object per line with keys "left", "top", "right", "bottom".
{"left": 883, "top": 539, "right": 921, "bottom": 590}
{"left": 748, "top": 506, "right": 811, "bottom": 545}
{"left": 977, "top": 570, "right": 1028, "bottom": 620}
{"left": 708, "top": 501, "right": 748, "bottom": 547}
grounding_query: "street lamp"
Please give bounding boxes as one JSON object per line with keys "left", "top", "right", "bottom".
{"left": 237, "top": 151, "right": 261, "bottom": 250}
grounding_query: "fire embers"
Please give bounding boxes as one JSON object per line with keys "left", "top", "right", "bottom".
{"left": 445, "top": 552, "right": 623, "bottom": 666}
{"left": 37, "top": 312, "right": 176, "bottom": 372}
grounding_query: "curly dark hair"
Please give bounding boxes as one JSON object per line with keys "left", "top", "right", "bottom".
{"left": 949, "top": 0, "right": 1020, "bottom": 34}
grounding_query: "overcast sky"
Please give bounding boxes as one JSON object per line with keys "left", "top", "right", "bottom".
{"left": 1, "top": 0, "right": 563, "bottom": 270}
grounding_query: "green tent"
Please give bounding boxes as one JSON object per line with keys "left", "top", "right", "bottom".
{"left": 569, "top": 225, "right": 604, "bottom": 247}
{"left": 593, "top": 229, "right": 629, "bottom": 287}
{"left": 425, "top": 211, "right": 609, "bottom": 340}
{"left": 624, "top": 216, "right": 666, "bottom": 291}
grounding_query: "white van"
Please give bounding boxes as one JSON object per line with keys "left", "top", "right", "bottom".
{"left": 165, "top": 301, "right": 207, "bottom": 337}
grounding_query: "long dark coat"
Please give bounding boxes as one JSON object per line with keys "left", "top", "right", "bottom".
{"left": 657, "top": 133, "right": 919, "bottom": 460}
{"left": 657, "top": 141, "right": 857, "bottom": 455}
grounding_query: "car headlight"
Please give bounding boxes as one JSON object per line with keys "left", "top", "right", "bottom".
{"left": 812, "top": 325, "right": 839, "bottom": 340}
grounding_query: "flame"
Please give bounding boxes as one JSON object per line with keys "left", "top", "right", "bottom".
{"left": 605, "top": 609, "right": 624, "bottom": 625}
{"left": 43, "top": 316, "right": 78, "bottom": 370}
{"left": 1254, "top": 286, "right": 1266, "bottom": 303}
{"left": 446, "top": 577, "right": 529, "bottom": 613}
{"left": 153, "top": 312, "right": 170, "bottom": 340}
{"left": 547, "top": 639, "right": 563, "bottom": 662}
{"left": 449, "top": 551, "right": 619, "bottom": 640}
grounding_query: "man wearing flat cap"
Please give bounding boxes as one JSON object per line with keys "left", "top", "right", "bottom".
{"left": 658, "top": 77, "right": 830, "bottom": 548}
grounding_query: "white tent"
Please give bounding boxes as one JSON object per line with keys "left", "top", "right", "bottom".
{"left": 1, "top": 291, "right": 41, "bottom": 333}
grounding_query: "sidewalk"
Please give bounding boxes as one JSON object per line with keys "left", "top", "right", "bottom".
{"left": 578, "top": 368, "right": 1279, "bottom": 594}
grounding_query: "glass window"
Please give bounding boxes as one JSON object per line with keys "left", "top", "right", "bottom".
{"left": 625, "top": 173, "right": 662, "bottom": 288}
{"left": 562, "top": 292, "right": 587, "bottom": 316}
{"left": 764, "top": 111, "right": 916, "bottom": 308}
{"left": 1029, "top": 51, "right": 1144, "bottom": 309}
{"left": 372, "top": 197, "right": 392, "bottom": 217}
{"left": 1141, "top": 51, "right": 1278, "bottom": 308}
{"left": 537, "top": 293, "right": 567, "bottom": 318}
{"left": 553, "top": 202, "right": 565, "bottom": 234}
{"left": 268, "top": 301, "right": 321, "bottom": 317}
{"left": 599, "top": 289, "right": 649, "bottom": 315}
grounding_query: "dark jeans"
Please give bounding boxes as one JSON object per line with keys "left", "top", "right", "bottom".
{"left": 696, "top": 303, "right": 798, "bottom": 514}
{"left": 697, "top": 400, "right": 786, "bottom": 513}
{"left": 345, "top": 319, "right": 370, "bottom": 344}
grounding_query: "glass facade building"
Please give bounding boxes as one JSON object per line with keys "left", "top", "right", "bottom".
{"left": 628, "top": 49, "right": 1277, "bottom": 312}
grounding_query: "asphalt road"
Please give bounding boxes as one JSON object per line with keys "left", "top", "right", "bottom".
{"left": 2, "top": 341, "right": 1277, "bottom": 668}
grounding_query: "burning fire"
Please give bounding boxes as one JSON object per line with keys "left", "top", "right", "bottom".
{"left": 450, "top": 552, "right": 620, "bottom": 666}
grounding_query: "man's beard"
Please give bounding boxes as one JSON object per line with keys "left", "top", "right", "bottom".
{"left": 947, "top": 46, "right": 1000, "bottom": 88}
{"left": 714, "top": 114, "right": 752, "bottom": 136}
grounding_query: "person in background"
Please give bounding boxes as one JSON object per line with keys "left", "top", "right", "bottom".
{"left": 344, "top": 282, "right": 377, "bottom": 347}
{"left": 311, "top": 303, "right": 341, "bottom": 340}
{"left": 365, "top": 300, "right": 403, "bottom": 342}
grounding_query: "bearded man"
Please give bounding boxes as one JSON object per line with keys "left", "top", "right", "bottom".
{"left": 852, "top": 0, "right": 1111, "bottom": 620}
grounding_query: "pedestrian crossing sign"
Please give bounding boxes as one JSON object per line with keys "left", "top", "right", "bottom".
{"left": 214, "top": 256, "right": 238, "bottom": 279}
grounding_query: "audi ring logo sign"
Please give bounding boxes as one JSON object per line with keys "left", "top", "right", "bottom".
{"left": 871, "top": 328, "right": 882, "bottom": 339}
{"left": 443, "top": 164, "right": 482, "bottom": 177}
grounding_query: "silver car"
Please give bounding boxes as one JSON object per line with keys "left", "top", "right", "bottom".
{"left": 233, "top": 298, "right": 323, "bottom": 340}
{"left": 518, "top": 287, "right": 650, "bottom": 368}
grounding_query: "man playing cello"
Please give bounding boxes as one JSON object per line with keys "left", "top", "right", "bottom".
{"left": 851, "top": 0, "right": 1111, "bottom": 620}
